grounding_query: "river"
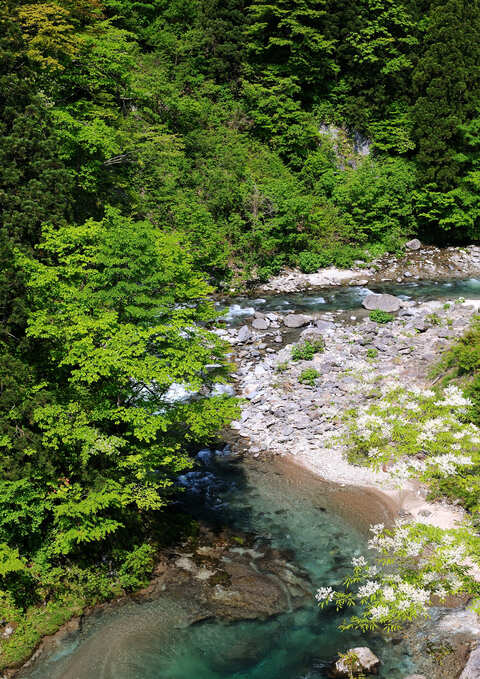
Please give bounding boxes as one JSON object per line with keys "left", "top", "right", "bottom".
{"left": 20, "top": 278, "right": 480, "bottom": 679}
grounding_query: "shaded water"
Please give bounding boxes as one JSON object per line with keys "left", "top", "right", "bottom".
{"left": 221, "top": 277, "right": 480, "bottom": 325}
{"left": 21, "top": 456, "right": 419, "bottom": 679}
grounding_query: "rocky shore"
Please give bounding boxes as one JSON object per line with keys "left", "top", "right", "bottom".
{"left": 257, "top": 243, "right": 480, "bottom": 294}
{"left": 13, "top": 524, "right": 312, "bottom": 679}
{"left": 217, "top": 290, "right": 480, "bottom": 678}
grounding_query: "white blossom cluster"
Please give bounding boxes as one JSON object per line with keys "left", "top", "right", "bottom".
{"left": 317, "top": 518, "right": 476, "bottom": 628}
{"left": 343, "top": 382, "right": 479, "bottom": 484}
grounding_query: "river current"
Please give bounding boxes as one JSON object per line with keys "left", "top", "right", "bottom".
{"left": 20, "top": 278, "right": 480, "bottom": 679}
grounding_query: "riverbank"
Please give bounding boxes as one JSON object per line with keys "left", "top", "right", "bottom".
{"left": 256, "top": 244, "right": 480, "bottom": 294}
{"left": 222, "top": 292, "right": 480, "bottom": 677}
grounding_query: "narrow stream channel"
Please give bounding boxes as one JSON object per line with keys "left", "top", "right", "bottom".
{"left": 21, "top": 278, "right": 480, "bottom": 679}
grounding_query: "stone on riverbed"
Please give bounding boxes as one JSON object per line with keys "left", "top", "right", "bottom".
{"left": 403, "top": 675, "right": 427, "bottom": 679}
{"left": 405, "top": 238, "right": 422, "bottom": 251}
{"left": 252, "top": 317, "right": 270, "bottom": 330}
{"left": 330, "top": 647, "right": 380, "bottom": 677}
{"left": 283, "top": 314, "right": 312, "bottom": 328}
{"left": 237, "top": 325, "right": 252, "bottom": 343}
{"left": 300, "top": 327, "right": 326, "bottom": 343}
{"left": 362, "top": 293, "right": 402, "bottom": 312}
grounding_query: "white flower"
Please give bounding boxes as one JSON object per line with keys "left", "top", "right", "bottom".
{"left": 436, "top": 385, "right": 472, "bottom": 408}
{"left": 358, "top": 580, "right": 381, "bottom": 598}
{"left": 352, "top": 556, "right": 367, "bottom": 568}
{"left": 382, "top": 586, "right": 396, "bottom": 602}
{"left": 369, "top": 605, "right": 389, "bottom": 620}
{"left": 315, "top": 586, "right": 334, "bottom": 602}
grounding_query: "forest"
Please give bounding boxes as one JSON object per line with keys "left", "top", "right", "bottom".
{"left": 2, "top": 0, "right": 480, "bottom": 667}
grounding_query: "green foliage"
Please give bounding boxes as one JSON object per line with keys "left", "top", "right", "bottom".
{"left": 413, "top": 0, "right": 480, "bottom": 192}
{"left": 369, "top": 310, "right": 394, "bottom": 324}
{"left": 275, "top": 360, "right": 289, "bottom": 373}
{"left": 4, "top": 0, "right": 480, "bottom": 666}
{"left": 297, "top": 251, "right": 324, "bottom": 273}
{"left": 366, "top": 348, "right": 378, "bottom": 359}
{"left": 299, "top": 368, "right": 320, "bottom": 386}
{"left": 333, "top": 158, "right": 416, "bottom": 246}
{"left": 291, "top": 339, "right": 325, "bottom": 361}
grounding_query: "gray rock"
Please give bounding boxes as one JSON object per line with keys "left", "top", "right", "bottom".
{"left": 254, "top": 311, "right": 265, "bottom": 319}
{"left": 315, "top": 320, "right": 335, "bottom": 333}
{"left": 237, "top": 325, "right": 252, "bottom": 343}
{"left": 414, "top": 320, "right": 427, "bottom": 333}
{"left": 252, "top": 318, "right": 270, "bottom": 330}
{"left": 300, "top": 327, "right": 325, "bottom": 343}
{"left": 331, "top": 647, "right": 380, "bottom": 678}
{"left": 1, "top": 624, "right": 15, "bottom": 639}
{"left": 293, "top": 416, "right": 311, "bottom": 429}
{"left": 280, "top": 424, "right": 293, "bottom": 436}
{"left": 405, "top": 238, "right": 422, "bottom": 250}
{"left": 283, "top": 314, "right": 312, "bottom": 328}
{"left": 362, "top": 293, "right": 402, "bottom": 312}
{"left": 403, "top": 676, "right": 427, "bottom": 679}
{"left": 460, "top": 647, "right": 480, "bottom": 679}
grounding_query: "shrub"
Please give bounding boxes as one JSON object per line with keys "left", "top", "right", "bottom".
{"left": 291, "top": 339, "right": 325, "bottom": 361}
{"left": 297, "top": 251, "right": 323, "bottom": 273}
{"left": 366, "top": 348, "right": 378, "bottom": 359}
{"left": 299, "top": 368, "right": 320, "bottom": 386}
{"left": 275, "top": 360, "right": 289, "bottom": 373}
{"left": 369, "top": 310, "right": 394, "bottom": 324}
{"left": 426, "top": 312, "right": 442, "bottom": 326}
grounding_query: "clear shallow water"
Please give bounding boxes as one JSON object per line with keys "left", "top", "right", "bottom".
{"left": 220, "top": 277, "right": 480, "bottom": 325}
{"left": 21, "top": 456, "right": 419, "bottom": 679}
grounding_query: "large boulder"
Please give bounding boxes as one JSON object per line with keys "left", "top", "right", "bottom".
{"left": 283, "top": 314, "right": 311, "bottom": 328}
{"left": 330, "top": 647, "right": 380, "bottom": 677}
{"left": 460, "top": 647, "right": 480, "bottom": 679}
{"left": 405, "top": 238, "right": 422, "bottom": 251}
{"left": 362, "top": 294, "right": 402, "bottom": 313}
{"left": 237, "top": 325, "right": 252, "bottom": 343}
{"left": 252, "top": 317, "right": 270, "bottom": 330}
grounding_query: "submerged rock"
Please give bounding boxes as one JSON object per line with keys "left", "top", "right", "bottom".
{"left": 330, "top": 646, "right": 380, "bottom": 677}
{"left": 362, "top": 293, "right": 402, "bottom": 312}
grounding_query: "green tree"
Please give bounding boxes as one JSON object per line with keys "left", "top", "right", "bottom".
{"left": 12, "top": 208, "right": 238, "bottom": 559}
{"left": 413, "top": 0, "right": 480, "bottom": 191}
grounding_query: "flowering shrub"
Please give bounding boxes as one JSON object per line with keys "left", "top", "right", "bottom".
{"left": 317, "top": 381, "right": 480, "bottom": 630}
{"left": 316, "top": 521, "right": 480, "bottom": 632}
{"left": 343, "top": 384, "right": 478, "bottom": 486}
